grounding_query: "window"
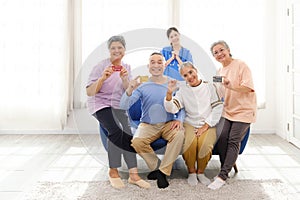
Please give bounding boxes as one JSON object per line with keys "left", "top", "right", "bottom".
{"left": 82, "top": 0, "right": 170, "bottom": 62}
{"left": 180, "top": 0, "right": 266, "bottom": 107}
{"left": 0, "top": 0, "right": 69, "bottom": 130}
{"left": 78, "top": 0, "right": 171, "bottom": 108}
{"left": 0, "top": 0, "right": 269, "bottom": 131}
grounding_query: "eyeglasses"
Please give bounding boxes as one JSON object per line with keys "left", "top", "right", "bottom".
{"left": 213, "top": 48, "right": 226, "bottom": 56}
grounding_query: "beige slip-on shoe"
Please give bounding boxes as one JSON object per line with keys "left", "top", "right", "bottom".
{"left": 128, "top": 177, "right": 151, "bottom": 189}
{"left": 109, "top": 177, "right": 125, "bottom": 189}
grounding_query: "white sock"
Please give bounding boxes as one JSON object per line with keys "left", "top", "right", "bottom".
{"left": 197, "top": 174, "right": 211, "bottom": 186}
{"left": 208, "top": 177, "right": 226, "bottom": 190}
{"left": 187, "top": 173, "right": 198, "bottom": 186}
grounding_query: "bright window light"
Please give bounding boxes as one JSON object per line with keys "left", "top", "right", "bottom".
{"left": 0, "top": 0, "right": 69, "bottom": 129}
{"left": 180, "top": 0, "right": 266, "bottom": 107}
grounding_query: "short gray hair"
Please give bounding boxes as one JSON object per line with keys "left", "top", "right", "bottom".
{"left": 107, "top": 35, "right": 126, "bottom": 49}
{"left": 179, "top": 61, "right": 197, "bottom": 74}
{"left": 210, "top": 40, "right": 232, "bottom": 57}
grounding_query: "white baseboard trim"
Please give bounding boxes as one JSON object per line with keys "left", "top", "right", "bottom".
{"left": 250, "top": 129, "right": 276, "bottom": 134}
{"left": 0, "top": 129, "right": 99, "bottom": 135}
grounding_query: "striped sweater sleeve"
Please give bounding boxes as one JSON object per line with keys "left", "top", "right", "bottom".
{"left": 164, "top": 96, "right": 183, "bottom": 114}
{"left": 205, "top": 83, "right": 224, "bottom": 127}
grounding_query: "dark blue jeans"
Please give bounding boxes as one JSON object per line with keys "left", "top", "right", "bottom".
{"left": 95, "top": 107, "right": 137, "bottom": 169}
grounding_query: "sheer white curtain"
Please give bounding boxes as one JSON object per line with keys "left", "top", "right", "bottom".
{"left": 179, "top": 0, "right": 266, "bottom": 107}
{"left": 76, "top": 0, "right": 171, "bottom": 108}
{"left": 81, "top": 0, "right": 171, "bottom": 63}
{"left": 0, "top": 0, "right": 70, "bottom": 130}
{"left": 77, "top": 0, "right": 267, "bottom": 109}
{"left": 0, "top": 0, "right": 268, "bottom": 131}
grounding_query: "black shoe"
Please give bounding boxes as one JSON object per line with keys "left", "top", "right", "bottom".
{"left": 157, "top": 170, "right": 169, "bottom": 189}
{"left": 147, "top": 170, "right": 159, "bottom": 180}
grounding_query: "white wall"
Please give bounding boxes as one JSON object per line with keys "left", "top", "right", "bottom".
{"left": 251, "top": 0, "right": 278, "bottom": 134}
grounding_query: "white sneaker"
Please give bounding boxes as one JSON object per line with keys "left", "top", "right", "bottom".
{"left": 197, "top": 174, "right": 211, "bottom": 186}
{"left": 187, "top": 173, "right": 198, "bottom": 186}
{"left": 207, "top": 177, "right": 226, "bottom": 190}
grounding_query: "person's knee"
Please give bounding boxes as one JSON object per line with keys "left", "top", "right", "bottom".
{"left": 219, "top": 129, "right": 228, "bottom": 138}
{"left": 227, "top": 139, "right": 240, "bottom": 150}
{"left": 131, "top": 138, "right": 145, "bottom": 150}
{"left": 167, "top": 129, "right": 185, "bottom": 143}
{"left": 176, "top": 129, "right": 185, "bottom": 141}
{"left": 198, "top": 143, "right": 213, "bottom": 159}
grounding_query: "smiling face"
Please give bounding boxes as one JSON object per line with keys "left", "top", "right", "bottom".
{"left": 180, "top": 65, "right": 200, "bottom": 87}
{"left": 168, "top": 30, "right": 180, "bottom": 46}
{"left": 109, "top": 41, "right": 125, "bottom": 64}
{"left": 148, "top": 53, "right": 165, "bottom": 77}
{"left": 212, "top": 44, "right": 231, "bottom": 63}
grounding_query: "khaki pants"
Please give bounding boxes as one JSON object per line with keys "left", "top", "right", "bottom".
{"left": 131, "top": 121, "right": 184, "bottom": 176}
{"left": 182, "top": 123, "right": 217, "bottom": 172}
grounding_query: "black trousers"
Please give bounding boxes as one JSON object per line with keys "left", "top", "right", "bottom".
{"left": 215, "top": 117, "right": 250, "bottom": 180}
{"left": 95, "top": 107, "right": 137, "bottom": 169}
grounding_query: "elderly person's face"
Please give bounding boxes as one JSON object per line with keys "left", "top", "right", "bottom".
{"left": 148, "top": 54, "right": 165, "bottom": 76}
{"left": 212, "top": 44, "right": 231, "bottom": 63}
{"left": 109, "top": 41, "right": 125, "bottom": 62}
{"left": 180, "top": 65, "right": 200, "bottom": 87}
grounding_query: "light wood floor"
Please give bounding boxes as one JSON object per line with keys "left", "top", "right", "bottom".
{"left": 0, "top": 134, "right": 299, "bottom": 199}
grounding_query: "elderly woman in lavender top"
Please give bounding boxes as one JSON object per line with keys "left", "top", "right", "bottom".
{"left": 86, "top": 35, "right": 150, "bottom": 189}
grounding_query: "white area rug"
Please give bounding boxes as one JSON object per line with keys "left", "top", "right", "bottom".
{"left": 25, "top": 179, "right": 290, "bottom": 200}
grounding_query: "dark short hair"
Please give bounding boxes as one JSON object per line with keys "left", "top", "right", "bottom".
{"left": 166, "top": 27, "right": 180, "bottom": 38}
{"left": 149, "top": 52, "right": 165, "bottom": 62}
{"left": 150, "top": 52, "right": 163, "bottom": 57}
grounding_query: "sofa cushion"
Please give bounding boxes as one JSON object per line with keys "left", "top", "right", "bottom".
{"left": 128, "top": 99, "right": 142, "bottom": 121}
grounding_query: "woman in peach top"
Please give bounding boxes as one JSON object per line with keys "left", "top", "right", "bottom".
{"left": 208, "top": 40, "right": 257, "bottom": 190}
